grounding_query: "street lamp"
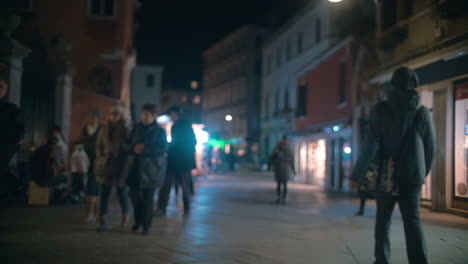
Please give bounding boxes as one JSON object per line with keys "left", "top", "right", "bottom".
{"left": 225, "top": 115, "right": 233, "bottom": 122}
{"left": 328, "top": 0, "right": 343, "bottom": 2}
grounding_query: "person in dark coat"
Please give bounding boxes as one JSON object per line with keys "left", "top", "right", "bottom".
{"left": 350, "top": 67, "right": 436, "bottom": 264}
{"left": 0, "top": 78, "right": 25, "bottom": 197}
{"left": 80, "top": 110, "right": 102, "bottom": 222}
{"left": 156, "top": 106, "right": 196, "bottom": 216}
{"left": 268, "top": 136, "right": 295, "bottom": 204}
{"left": 94, "top": 104, "right": 131, "bottom": 232}
{"left": 127, "top": 104, "right": 167, "bottom": 235}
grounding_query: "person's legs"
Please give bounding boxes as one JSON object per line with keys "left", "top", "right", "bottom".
{"left": 98, "top": 184, "right": 112, "bottom": 231}
{"left": 178, "top": 171, "right": 191, "bottom": 214}
{"left": 116, "top": 186, "right": 129, "bottom": 227}
{"left": 142, "top": 188, "right": 156, "bottom": 235}
{"left": 357, "top": 192, "right": 367, "bottom": 215}
{"left": 157, "top": 173, "right": 174, "bottom": 214}
{"left": 374, "top": 195, "right": 396, "bottom": 264}
{"left": 129, "top": 188, "right": 143, "bottom": 230}
{"left": 282, "top": 181, "right": 288, "bottom": 200}
{"left": 276, "top": 180, "right": 281, "bottom": 203}
{"left": 398, "top": 189, "right": 428, "bottom": 264}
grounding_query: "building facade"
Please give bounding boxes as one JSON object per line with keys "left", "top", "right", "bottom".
{"left": 161, "top": 87, "right": 202, "bottom": 124}
{"left": 261, "top": 2, "right": 333, "bottom": 160}
{"left": 366, "top": 0, "right": 468, "bottom": 215}
{"left": 11, "top": 0, "right": 136, "bottom": 148}
{"left": 202, "top": 25, "right": 265, "bottom": 161}
{"left": 131, "top": 64, "right": 163, "bottom": 120}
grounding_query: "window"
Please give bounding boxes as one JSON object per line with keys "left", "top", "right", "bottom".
{"left": 286, "top": 40, "right": 292, "bottom": 61}
{"left": 402, "top": 0, "right": 414, "bottom": 19}
{"left": 275, "top": 89, "right": 280, "bottom": 114}
{"left": 146, "top": 74, "right": 154, "bottom": 88}
{"left": 381, "top": 0, "right": 397, "bottom": 30}
{"left": 276, "top": 47, "right": 282, "bottom": 67}
{"left": 267, "top": 55, "right": 272, "bottom": 73}
{"left": 18, "top": 0, "right": 32, "bottom": 10}
{"left": 88, "top": 66, "right": 114, "bottom": 97}
{"left": 265, "top": 96, "right": 270, "bottom": 119}
{"left": 181, "top": 96, "right": 188, "bottom": 103}
{"left": 296, "top": 84, "right": 307, "bottom": 117}
{"left": 89, "top": 0, "right": 115, "bottom": 18}
{"left": 339, "top": 62, "right": 347, "bottom": 104}
{"left": 284, "top": 90, "right": 290, "bottom": 111}
{"left": 297, "top": 32, "right": 303, "bottom": 54}
{"left": 316, "top": 19, "right": 322, "bottom": 44}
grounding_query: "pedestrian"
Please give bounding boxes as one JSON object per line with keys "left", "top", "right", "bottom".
{"left": 126, "top": 103, "right": 167, "bottom": 235}
{"left": 268, "top": 136, "right": 295, "bottom": 205}
{"left": 156, "top": 106, "right": 196, "bottom": 216}
{"left": 355, "top": 162, "right": 377, "bottom": 216}
{"left": 70, "top": 144, "right": 89, "bottom": 202}
{"left": 80, "top": 110, "right": 102, "bottom": 222}
{"left": 0, "top": 77, "right": 25, "bottom": 198}
{"left": 349, "top": 67, "right": 436, "bottom": 264}
{"left": 94, "top": 103, "right": 131, "bottom": 232}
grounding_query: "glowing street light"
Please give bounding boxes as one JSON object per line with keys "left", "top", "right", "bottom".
{"left": 328, "top": 0, "right": 343, "bottom": 2}
{"left": 225, "top": 115, "right": 233, "bottom": 122}
{"left": 344, "top": 146, "right": 352, "bottom": 154}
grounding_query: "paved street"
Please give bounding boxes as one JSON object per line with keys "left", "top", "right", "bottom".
{"left": 1, "top": 172, "right": 467, "bottom": 264}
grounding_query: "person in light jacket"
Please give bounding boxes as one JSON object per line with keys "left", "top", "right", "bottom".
{"left": 70, "top": 144, "right": 89, "bottom": 201}
{"left": 94, "top": 103, "right": 131, "bottom": 232}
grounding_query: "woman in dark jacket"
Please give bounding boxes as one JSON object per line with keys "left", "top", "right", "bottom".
{"left": 127, "top": 104, "right": 167, "bottom": 235}
{"left": 268, "top": 136, "right": 295, "bottom": 205}
{"left": 94, "top": 104, "right": 131, "bottom": 232}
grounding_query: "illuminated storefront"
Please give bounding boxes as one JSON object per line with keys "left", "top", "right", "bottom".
{"left": 454, "top": 79, "right": 468, "bottom": 203}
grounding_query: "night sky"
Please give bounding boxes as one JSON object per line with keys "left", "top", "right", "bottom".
{"left": 135, "top": 0, "right": 311, "bottom": 91}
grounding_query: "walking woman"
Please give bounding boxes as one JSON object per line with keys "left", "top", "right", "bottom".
{"left": 269, "top": 136, "right": 295, "bottom": 204}
{"left": 94, "top": 104, "right": 131, "bottom": 232}
{"left": 127, "top": 104, "right": 167, "bottom": 235}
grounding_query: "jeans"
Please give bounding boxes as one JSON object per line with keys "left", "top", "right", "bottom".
{"left": 130, "top": 188, "right": 155, "bottom": 231}
{"left": 374, "top": 188, "right": 428, "bottom": 264}
{"left": 100, "top": 184, "right": 129, "bottom": 216}
{"left": 158, "top": 171, "right": 191, "bottom": 212}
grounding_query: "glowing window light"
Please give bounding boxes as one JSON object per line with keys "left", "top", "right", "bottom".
{"left": 167, "top": 135, "right": 172, "bottom": 143}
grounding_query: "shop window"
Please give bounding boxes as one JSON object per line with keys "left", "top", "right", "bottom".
{"left": 296, "top": 84, "right": 307, "bottom": 117}
{"left": 89, "top": 0, "right": 116, "bottom": 18}
{"left": 454, "top": 79, "right": 468, "bottom": 200}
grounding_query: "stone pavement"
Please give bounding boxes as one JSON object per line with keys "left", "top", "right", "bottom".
{"left": 1, "top": 172, "right": 467, "bottom": 264}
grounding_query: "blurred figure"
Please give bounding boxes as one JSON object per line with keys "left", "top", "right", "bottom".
{"left": 349, "top": 67, "right": 436, "bottom": 264}
{"left": 70, "top": 144, "right": 89, "bottom": 203}
{"left": 127, "top": 104, "right": 167, "bottom": 235}
{"left": 94, "top": 104, "right": 131, "bottom": 232}
{"left": 156, "top": 106, "right": 196, "bottom": 216}
{"left": 0, "top": 77, "right": 25, "bottom": 197}
{"left": 80, "top": 110, "right": 102, "bottom": 222}
{"left": 269, "top": 136, "right": 295, "bottom": 205}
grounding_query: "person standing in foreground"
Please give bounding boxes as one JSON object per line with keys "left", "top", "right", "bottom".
{"left": 127, "top": 104, "right": 167, "bottom": 235}
{"left": 80, "top": 110, "right": 102, "bottom": 222}
{"left": 156, "top": 106, "right": 196, "bottom": 216}
{"left": 0, "top": 77, "right": 24, "bottom": 197}
{"left": 268, "top": 136, "right": 295, "bottom": 205}
{"left": 349, "top": 67, "right": 436, "bottom": 264}
{"left": 94, "top": 104, "right": 131, "bottom": 232}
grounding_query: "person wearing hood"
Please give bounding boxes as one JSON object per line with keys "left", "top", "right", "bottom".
{"left": 349, "top": 67, "right": 436, "bottom": 264}
{"left": 0, "top": 77, "right": 25, "bottom": 196}
{"left": 126, "top": 103, "right": 167, "bottom": 235}
{"left": 94, "top": 103, "right": 131, "bottom": 232}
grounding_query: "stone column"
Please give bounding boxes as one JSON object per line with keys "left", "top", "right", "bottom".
{"left": 0, "top": 11, "right": 31, "bottom": 105}
{"left": 51, "top": 34, "right": 74, "bottom": 144}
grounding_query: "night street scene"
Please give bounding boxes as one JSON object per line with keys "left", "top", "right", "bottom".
{"left": 1, "top": 0, "right": 468, "bottom": 264}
